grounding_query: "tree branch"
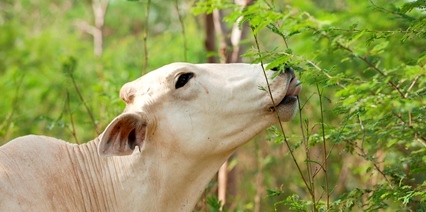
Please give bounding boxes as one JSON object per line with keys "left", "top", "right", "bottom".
{"left": 175, "top": 0, "right": 187, "bottom": 62}
{"left": 75, "top": 0, "right": 108, "bottom": 57}
{"left": 142, "top": 0, "right": 151, "bottom": 74}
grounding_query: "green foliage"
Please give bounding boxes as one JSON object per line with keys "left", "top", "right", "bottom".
{"left": 0, "top": 0, "right": 205, "bottom": 143}
{"left": 206, "top": 195, "right": 224, "bottom": 212}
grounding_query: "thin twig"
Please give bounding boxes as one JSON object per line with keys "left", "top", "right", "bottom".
{"left": 391, "top": 111, "right": 426, "bottom": 146}
{"left": 268, "top": 23, "right": 289, "bottom": 49}
{"left": 68, "top": 68, "right": 100, "bottom": 135}
{"left": 357, "top": 114, "right": 393, "bottom": 187}
{"left": 0, "top": 74, "right": 25, "bottom": 137}
{"left": 369, "top": 0, "right": 415, "bottom": 21}
{"left": 312, "top": 121, "right": 348, "bottom": 179}
{"left": 327, "top": 27, "right": 423, "bottom": 35}
{"left": 305, "top": 60, "right": 345, "bottom": 89}
{"left": 175, "top": 0, "right": 187, "bottom": 62}
{"left": 215, "top": 2, "right": 252, "bottom": 207}
{"left": 309, "top": 27, "right": 406, "bottom": 98}
{"left": 316, "top": 84, "right": 329, "bottom": 209}
{"left": 404, "top": 74, "right": 423, "bottom": 98}
{"left": 298, "top": 97, "right": 316, "bottom": 211}
{"left": 254, "top": 50, "right": 346, "bottom": 89}
{"left": 143, "top": 0, "right": 151, "bottom": 74}
{"left": 310, "top": 27, "right": 426, "bottom": 148}
{"left": 253, "top": 32, "right": 316, "bottom": 202}
{"left": 66, "top": 91, "right": 79, "bottom": 144}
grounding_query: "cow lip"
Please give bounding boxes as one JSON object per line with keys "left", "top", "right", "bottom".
{"left": 285, "top": 76, "right": 302, "bottom": 97}
{"left": 278, "top": 95, "right": 298, "bottom": 105}
{"left": 269, "top": 76, "right": 302, "bottom": 111}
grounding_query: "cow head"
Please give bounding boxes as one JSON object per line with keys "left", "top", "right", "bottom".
{"left": 98, "top": 63, "right": 301, "bottom": 158}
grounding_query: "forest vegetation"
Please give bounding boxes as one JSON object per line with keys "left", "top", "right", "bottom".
{"left": 1, "top": 0, "right": 425, "bottom": 211}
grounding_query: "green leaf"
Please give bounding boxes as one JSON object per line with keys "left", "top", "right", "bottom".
{"left": 266, "top": 189, "right": 283, "bottom": 197}
{"left": 370, "top": 41, "right": 389, "bottom": 55}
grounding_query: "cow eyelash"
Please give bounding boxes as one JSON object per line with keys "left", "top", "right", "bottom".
{"left": 175, "top": 73, "right": 194, "bottom": 89}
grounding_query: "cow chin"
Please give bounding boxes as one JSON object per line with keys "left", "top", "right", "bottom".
{"left": 275, "top": 96, "right": 299, "bottom": 122}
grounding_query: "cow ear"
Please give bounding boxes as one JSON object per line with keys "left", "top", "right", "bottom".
{"left": 99, "top": 112, "right": 147, "bottom": 157}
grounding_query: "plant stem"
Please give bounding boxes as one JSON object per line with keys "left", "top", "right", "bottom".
{"left": 68, "top": 68, "right": 99, "bottom": 135}
{"left": 0, "top": 73, "right": 25, "bottom": 138}
{"left": 253, "top": 32, "right": 316, "bottom": 205}
{"left": 298, "top": 97, "right": 316, "bottom": 211}
{"left": 316, "top": 84, "right": 329, "bottom": 209}
{"left": 143, "top": 0, "right": 151, "bottom": 74}
{"left": 357, "top": 115, "right": 393, "bottom": 188}
{"left": 175, "top": 0, "right": 187, "bottom": 62}
{"left": 66, "top": 91, "right": 79, "bottom": 144}
{"left": 309, "top": 27, "right": 406, "bottom": 98}
{"left": 328, "top": 27, "right": 423, "bottom": 35}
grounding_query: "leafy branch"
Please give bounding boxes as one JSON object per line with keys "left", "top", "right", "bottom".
{"left": 0, "top": 73, "right": 25, "bottom": 138}
{"left": 65, "top": 91, "right": 79, "bottom": 144}
{"left": 63, "top": 57, "right": 100, "bottom": 136}
{"left": 316, "top": 83, "right": 329, "bottom": 208}
{"left": 309, "top": 27, "right": 406, "bottom": 98}
{"left": 308, "top": 26, "right": 426, "bottom": 146}
{"left": 253, "top": 28, "right": 329, "bottom": 211}
{"left": 252, "top": 32, "right": 316, "bottom": 204}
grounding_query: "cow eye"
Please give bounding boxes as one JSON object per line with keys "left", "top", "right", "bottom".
{"left": 175, "top": 73, "right": 194, "bottom": 89}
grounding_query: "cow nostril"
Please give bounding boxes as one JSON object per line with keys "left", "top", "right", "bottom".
{"left": 271, "top": 67, "right": 279, "bottom": 72}
{"left": 285, "top": 67, "right": 294, "bottom": 74}
{"left": 271, "top": 65, "right": 294, "bottom": 74}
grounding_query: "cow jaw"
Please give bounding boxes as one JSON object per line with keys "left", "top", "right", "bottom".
{"left": 269, "top": 75, "right": 302, "bottom": 121}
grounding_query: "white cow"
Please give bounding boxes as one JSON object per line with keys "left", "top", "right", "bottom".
{"left": 0, "top": 63, "right": 301, "bottom": 211}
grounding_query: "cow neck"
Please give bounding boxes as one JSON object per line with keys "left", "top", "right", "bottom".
{"left": 115, "top": 141, "right": 232, "bottom": 211}
{"left": 68, "top": 137, "right": 128, "bottom": 211}
{"left": 73, "top": 137, "right": 230, "bottom": 211}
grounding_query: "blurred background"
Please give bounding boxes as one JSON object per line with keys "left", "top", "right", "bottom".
{"left": 1, "top": 0, "right": 425, "bottom": 211}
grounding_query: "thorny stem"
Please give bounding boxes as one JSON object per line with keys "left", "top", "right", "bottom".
{"left": 252, "top": 32, "right": 316, "bottom": 206}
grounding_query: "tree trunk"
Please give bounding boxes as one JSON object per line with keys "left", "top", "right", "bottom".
{"left": 204, "top": 13, "right": 217, "bottom": 63}
{"left": 76, "top": 0, "right": 108, "bottom": 58}
{"left": 213, "top": 0, "right": 253, "bottom": 210}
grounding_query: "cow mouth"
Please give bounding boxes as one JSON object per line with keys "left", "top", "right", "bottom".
{"left": 270, "top": 76, "right": 302, "bottom": 111}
